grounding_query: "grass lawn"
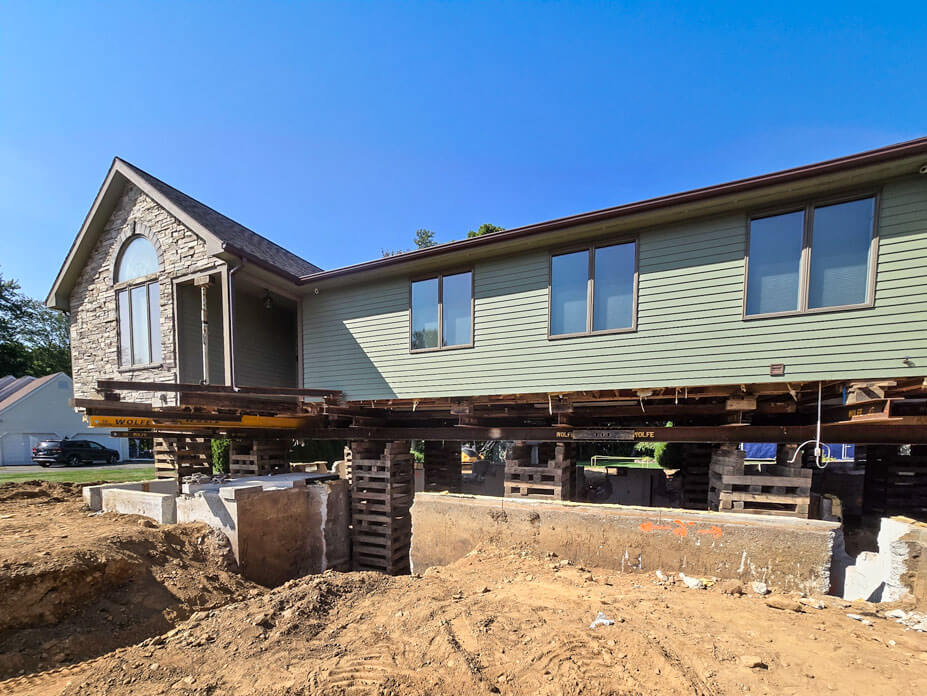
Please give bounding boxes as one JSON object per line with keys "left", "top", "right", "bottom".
{"left": 0, "top": 466, "right": 157, "bottom": 485}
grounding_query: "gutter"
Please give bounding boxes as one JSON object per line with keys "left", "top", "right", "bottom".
{"left": 220, "top": 242, "right": 303, "bottom": 284}
{"left": 296, "top": 136, "right": 927, "bottom": 284}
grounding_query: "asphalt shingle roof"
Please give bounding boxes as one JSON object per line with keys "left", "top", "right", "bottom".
{"left": 118, "top": 159, "right": 321, "bottom": 278}
{"left": 0, "top": 373, "right": 58, "bottom": 413}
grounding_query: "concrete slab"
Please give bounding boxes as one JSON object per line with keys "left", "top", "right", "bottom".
{"left": 101, "top": 488, "right": 177, "bottom": 524}
{"left": 181, "top": 472, "right": 333, "bottom": 496}
{"left": 411, "top": 493, "right": 842, "bottom": 594}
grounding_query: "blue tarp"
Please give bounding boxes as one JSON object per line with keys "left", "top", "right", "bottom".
{"left": 741, "top": 443, "right": 855, "bottom": 461}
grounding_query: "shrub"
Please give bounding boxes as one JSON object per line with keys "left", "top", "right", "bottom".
{"left": 211, "top": 438, "right": 230, "bottom": 474}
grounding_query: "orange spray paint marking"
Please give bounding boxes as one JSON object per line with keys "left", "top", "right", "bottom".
{"left": 671, "top": 520, "right": 689, "bottom": 537}
{"left": 639, "top": 521, "right": 673, "bottom": 533}
{"left": 697, "top": 526, "right": 723, "bottom": 539}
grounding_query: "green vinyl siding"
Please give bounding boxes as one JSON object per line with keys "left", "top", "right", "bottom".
{"left": 303, "top": 176, "right": 927, "bottom": 400}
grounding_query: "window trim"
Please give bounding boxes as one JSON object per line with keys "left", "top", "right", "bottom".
{"left": 742, "top": 191, "right": 881, "bottom": 320}
{"left": 116, "top": 280, "right": 162, "bottom": 368}
{"left": 409, "top": 268, "right": 475, "bottom": 353}
{"left": 547, "top": 236, "right": 639, "bottom": 340}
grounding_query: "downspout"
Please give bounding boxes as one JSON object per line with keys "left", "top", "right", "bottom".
{"left": 227, "top": 257, "right": 244, "bottom": 390}
{"left": 200, "top": 284, "right": 210, "bottom": 385}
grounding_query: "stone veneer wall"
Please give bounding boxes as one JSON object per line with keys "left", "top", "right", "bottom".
{"left": 69, "top": 182, "right": 222, "bottom": 404}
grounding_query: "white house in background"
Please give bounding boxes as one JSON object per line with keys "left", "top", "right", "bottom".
{"left": 0, "top": 373, "right": 128, "bottom": 466}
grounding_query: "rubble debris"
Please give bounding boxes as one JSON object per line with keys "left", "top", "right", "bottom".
{"left": 751, "top": 581, "right": 769, "bottom": 595}
{"left": 679, "top": 573, "right": 705, "bottom": 590}
{"left": 718, "top": 580, "right": 744, "bottom": 596}
{"left": 765, "top": 597, "right": 803, "bottom": 612}
{"left": 589, "top": 611, "right": 615, "bottom": 628}
{"left": 883, "top": 609, "right": 927, "bottom": 632}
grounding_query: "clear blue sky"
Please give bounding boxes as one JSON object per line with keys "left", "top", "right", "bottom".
{"left": 1, "top": 1, "right": 924, "bottom": 299}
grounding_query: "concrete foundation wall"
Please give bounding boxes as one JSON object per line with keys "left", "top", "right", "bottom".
{"left": 101, "top": 488, "right": 177, "bottom": 523}
{"left": 177, "top": 480, "right": 350, "bottom": 586}
{"left": 83, "top": 479, "right": 178, "bottom": 511}
{"left": 844, "top": 517, "right": 927, "bottom": 607}
{"left": 411, "top": 493, "right": 842, "bottom": 594}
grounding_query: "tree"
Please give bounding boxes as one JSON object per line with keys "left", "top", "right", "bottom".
{"left": 0, "top": 270, "right": 71, "bottom": 377}
{"left": 382, "top": 228, "right": 437, "bottom": 257}
{"left": 467, "top": 223, "right": 504, "bottom": 238}
{"left": 414, "top": 228, "right": 436, "bottom": 249}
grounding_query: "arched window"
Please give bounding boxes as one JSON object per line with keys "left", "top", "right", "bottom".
{"left": 114, "top": 235, "right": 162, "bottom": 366}
{"left": 115, "top": 236, "right": 159, "bottom": 282}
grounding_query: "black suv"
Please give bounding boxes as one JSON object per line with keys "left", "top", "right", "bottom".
{"left": 32, "top": 439, "right": 121, "bottom": 467}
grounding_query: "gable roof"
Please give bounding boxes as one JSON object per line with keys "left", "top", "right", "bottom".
{"left": 47, "top": 159, "right": 321, "bottom": 309}
{"left": 0, "top": 373, "right": 61, "bottom": 414}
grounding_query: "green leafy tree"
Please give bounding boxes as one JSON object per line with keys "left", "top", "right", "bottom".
{"left": 414, "top": 228, "right": 436, "bottom": 248}
{"left": 0, "top": 270, "right": 71, "bottom": 377}
{"left": 467, "top": 223, "right": 504, "bottom": 238}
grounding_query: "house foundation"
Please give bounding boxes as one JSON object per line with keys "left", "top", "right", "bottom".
{"left": 84, "top": 473, "right": 349, "bottom": 587}
{"left": 410, "top": 492, "right": 842, "bottom": 594}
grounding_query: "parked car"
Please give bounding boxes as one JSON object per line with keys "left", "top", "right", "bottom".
{"left": 32, "top": 439, "right": 120, "bottom": 467}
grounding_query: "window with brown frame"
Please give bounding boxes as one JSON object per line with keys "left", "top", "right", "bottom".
{"left": 549, "top": 240, "right": 637, "bottom": 338}
{"left": 745, "top": 195, "right": 878, "bottom": 318}
{"left": 410, "top": 270, "right": 473, "bottom": 351}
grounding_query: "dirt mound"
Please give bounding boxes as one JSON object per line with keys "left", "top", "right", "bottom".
{"left": 0, "top": 482, "right": 258, "bottom": 679}
{"left": 11, "top": 546, "right": 924, "bottom": 696}
{"left": 0, "top": 480, "right": 82, "bottom": 503}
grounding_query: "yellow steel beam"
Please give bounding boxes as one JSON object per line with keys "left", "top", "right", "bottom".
{"left": 87, "top": 414, "right": 309, "bottom": 430}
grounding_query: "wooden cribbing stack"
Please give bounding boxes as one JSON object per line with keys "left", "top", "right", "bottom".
{"left": 229, "top": 438, "right": 291, "bottom": 476}
{"left": 678, "top": 443, "right": 712, "bottom": 510}
{"left": 422, "top": 441, "right": 462, "bottom": 492}
{"left": 154, "top": 436, "right": 212, "bottom": 480}
{"left": 348, "top": 441, "right": 413, "bottom": 575}
{"left": 708, "top": 445, "right": 811, "bottom": 518}
{"left": 861, "top": 445, "right": 927, "bottom": 518}
{"left": 504, "top": 441, "right": 575, "bottom": 500}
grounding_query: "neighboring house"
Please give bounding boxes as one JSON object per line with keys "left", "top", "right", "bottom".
{"left": 48, "top": 138, "right": 927, "bottom": 406}
{"left": 0, "top": 373, "right": 127, "bottom": 466}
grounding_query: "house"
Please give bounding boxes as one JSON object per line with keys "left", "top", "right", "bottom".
{"left": 0, "top": 373, "right": 128, "bottom": 465}
{"left": 46, "top": 139, "right": 927, "bottom": 516}
{"left": 47, "top": 139, "right": 927, "bottom": 407}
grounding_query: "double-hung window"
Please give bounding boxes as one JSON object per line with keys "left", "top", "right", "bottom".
{"left": 549, "top": 240, "right": 637, "bottom": 337}
{"left": 114, "top": 235, "right": 162, "bottom": 366}
{"left": 745, "top": 195, "right": 877, "bottom": 317}
{"left": 410, "top": 271, "right": 473, "bottom": 351}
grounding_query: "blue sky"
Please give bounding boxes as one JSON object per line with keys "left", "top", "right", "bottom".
{"left": 1, "top": 1, "right": 924, "bottom": 299}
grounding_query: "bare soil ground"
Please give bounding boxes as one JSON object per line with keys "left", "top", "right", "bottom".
{"left": 0, "top": 481, "right": 257, "bottom": 680}
{"left": 0, "top": 482, "right": 925, "bottom": 696}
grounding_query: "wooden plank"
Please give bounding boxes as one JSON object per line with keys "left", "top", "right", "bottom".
{"left": 718, "top": 474, "right": 812, "bottom": 487}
